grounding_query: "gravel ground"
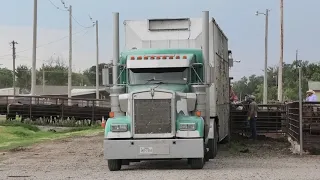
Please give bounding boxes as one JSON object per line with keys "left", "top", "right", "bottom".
{"left": 0, "top": 133, "right": 320, "bottom": 180}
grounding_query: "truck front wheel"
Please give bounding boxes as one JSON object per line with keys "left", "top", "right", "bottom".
{"left": 189, "top": 144, "right": 205, "bottom": 169}
{"left": 189, "top": 158, "right": 204, "bottom": 169}
{"left": 108, "top": 160, "right": 122, "bottom": 171}
{"left": 207, "top": 122, "right": 218, "bottom": 159}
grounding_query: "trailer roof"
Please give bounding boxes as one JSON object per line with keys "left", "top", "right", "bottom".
{"left": 120, "top": 48, "right": 203, "bottom": 65}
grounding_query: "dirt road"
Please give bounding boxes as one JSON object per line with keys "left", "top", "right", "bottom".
{"left": 1, "top": 134, "right": 319, "bottom": 180}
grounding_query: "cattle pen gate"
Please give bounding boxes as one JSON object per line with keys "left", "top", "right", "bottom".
{"left": 231, "top": 101, "right": 320, "bottom": 153}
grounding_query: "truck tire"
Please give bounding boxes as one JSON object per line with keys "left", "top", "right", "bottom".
{"left": 212, "top": 124, "right": 218, "bottom": 158}
{"left": 207, "top": 122, "right": 218, "bottom": 159}
{"left": 108, "top": 160, "right": 122, "bottom": 171}
{"left": 189, "top": 144, "right": 205, "bottom": 169}
{"left": 189, "top": 158, "right": 204, "bottom": 169}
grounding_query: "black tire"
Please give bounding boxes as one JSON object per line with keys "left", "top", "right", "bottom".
{"left": 212, "top": 123, "right": 218, "bottom": 158}
{"left": 189, "top": 158, "right": 204, "bottom": 169}
{"left": 108, "top": 160, "right": 122, "bottom": 171}
{"left": 207, "top": 122, "right": 218, "bottom": 159}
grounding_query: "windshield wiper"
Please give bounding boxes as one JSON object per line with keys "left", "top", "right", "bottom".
{"left": 154, "top": 81, "right": 167, "bottom": 84}
{"left": 144, "top": 78, "right": 163, "bottom": 84}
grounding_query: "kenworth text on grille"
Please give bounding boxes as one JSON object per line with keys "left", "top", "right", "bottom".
{"left": 102, "top": 11, "right": 235, "bottom": 171}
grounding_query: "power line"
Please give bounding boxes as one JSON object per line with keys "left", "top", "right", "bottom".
{"left": 47, "top": 0, "right": 68, "bottom": 11}
{"left": 48, "top": 0, "right": 95, "bottom": 29}
{"left": 0, "top": 28, "right": 89, "bottom": 58}
{"left": 72, "top": 15, "right": 95, "bottom": 29}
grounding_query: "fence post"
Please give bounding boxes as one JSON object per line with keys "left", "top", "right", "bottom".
{"left": 29, "top": 96, "right": 32, "bottom": 120}
{"left": 61, "top": 99, "right": 64, "bottom": 122}
{"left": 92, "top": 100, "right": 95, "bottom": 126}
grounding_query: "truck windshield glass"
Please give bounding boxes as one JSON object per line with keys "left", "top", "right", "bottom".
{"left": 129, "top": 67, "right": 188, "bottom": 85}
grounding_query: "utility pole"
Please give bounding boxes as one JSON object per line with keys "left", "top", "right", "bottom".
{"left": 42, "top": 63, "right": 45, "bottom": 94}
{"left": 96, "top": 20, "right": 99, "bottom": 104}
{"left": 10, "top": 41, "right": 18, "bottom": 97}
{"left": 264, "top": 9, "right": 269, "bottom": 104}
{"left": 256, "top": 9, "right": 270, "bottom": 104}
{"left": 297, "top": 49, "right": 303, "bottom": 155}
{"left": 68, "top": 5, "right": 72, "bottom": 105}
{"left": 278, "top": 0, "right": 284, "bottom": 102}
{"left": 31, "top": 0, "right": 38, "bottom": 97}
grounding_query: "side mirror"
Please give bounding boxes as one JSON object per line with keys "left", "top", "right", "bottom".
{"left": 102, "top": 65, "right": 111, "bottom": 86}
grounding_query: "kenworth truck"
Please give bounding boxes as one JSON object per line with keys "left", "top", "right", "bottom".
{"left": 102, "top": 11, "right": 233, "bottom": 171}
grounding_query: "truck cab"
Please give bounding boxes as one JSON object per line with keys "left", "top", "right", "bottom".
{"left": 103, "top": 11, "right": 232, "bottom": 171}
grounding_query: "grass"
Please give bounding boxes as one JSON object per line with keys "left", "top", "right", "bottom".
{"left": 0, "top": 121, "right": 104, "bottom": 151}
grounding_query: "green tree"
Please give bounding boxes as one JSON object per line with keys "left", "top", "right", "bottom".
{"left": 232, "top": 60, "right": 320, "bottom": 103}
{"left": 83, "top": 63, "right": 108, "bottom": 86}
{"left": 0, "top": 68, "right": 13, "bottom": 88}
{"left": 16, "top": 65, "right": 31, "bottom": 90}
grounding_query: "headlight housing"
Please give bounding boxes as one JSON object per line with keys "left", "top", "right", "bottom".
{"left": 179, "top": 123, "right": 197, "bottom": 131}
{"left": 111, "top": 124, "right": 128, "bottom": 132}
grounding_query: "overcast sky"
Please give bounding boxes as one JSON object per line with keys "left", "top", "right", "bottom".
{"left": 0, "top": 0, "right": 319, "bottom": 80}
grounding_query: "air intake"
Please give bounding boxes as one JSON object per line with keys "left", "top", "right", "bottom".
{"left": 148, "top": 18, "right": 190, "bottom": 31}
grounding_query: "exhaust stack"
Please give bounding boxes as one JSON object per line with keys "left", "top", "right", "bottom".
{"left": 202, "top": 11, "right": 211, "bottom": 127}
{"left": 110, "top": 12, "right": 124, "bottom": 117}
{"left": 202, "top": 11, "right": 210, "bottom": 84}
{"left": 113, "top": 12, "right": 119, "bottom": 85}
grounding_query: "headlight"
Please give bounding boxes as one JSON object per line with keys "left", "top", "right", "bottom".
{"left": 111, "top": 124, "right": 128, "bottom": 132}
{"left": 179, "top": 123, "right": 197, "bottom": 131}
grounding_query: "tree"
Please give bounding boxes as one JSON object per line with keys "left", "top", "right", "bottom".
{"left": 232, "top": 60, "right": 320, "bottom": 103}
{"left": 83, "top": 63, "right": 108, "bottom": 86}
{"left": 16, "top": 65, "right": 31, "bottom": 91}
{"left": 0, "top": 68, "right": 13, "bottom": 88}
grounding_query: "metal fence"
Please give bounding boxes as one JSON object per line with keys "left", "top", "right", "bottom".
{"left": 287, "top": 101, "right": 320, "bottom": 151}
{"left": 230, "top": 103, "right": 286, "bottom": 135}
{"left": 0, "top": 95, "right": 111, "bottom": 126}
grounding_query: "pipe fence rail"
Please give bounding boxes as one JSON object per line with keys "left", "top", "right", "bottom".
{"left": 287, "top": 101, "right": 320, "bottom": 151}
{"left": 230, "top": 103, "right": 286, "bottom": 134}
{"left": 0, "top": 95, "right": 111, "bottom": 126}
{"left": 231, "top": 101, "right": 320, "bottom": 151}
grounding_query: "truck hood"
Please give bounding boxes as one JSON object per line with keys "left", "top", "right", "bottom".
{"left": 127, "top": 84, "right": 189, "bottom": 93}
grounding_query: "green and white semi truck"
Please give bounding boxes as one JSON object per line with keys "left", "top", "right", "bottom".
{"left": 102, "top": 11, "right": 234, "bottom": 171}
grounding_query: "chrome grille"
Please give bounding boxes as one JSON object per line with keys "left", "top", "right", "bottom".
{"left": 134, "top": 99, "right": 172, "bottom": 134}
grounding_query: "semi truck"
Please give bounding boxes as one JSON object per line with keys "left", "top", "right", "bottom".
{"left": 102, "top": 11, "right": 233, "bottom": 171}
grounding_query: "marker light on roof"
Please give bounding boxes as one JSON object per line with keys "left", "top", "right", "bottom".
{"left": 176, "top": 55, "right": 180, "bottom": 59}
{"left": 130, "top": 56, "right": 135, "bottom": 60}
{"left": 182, "top": 55, "right": 187, "bottom": 59}
{"left": 156, "top": 56, "right": 161, "bottom": 60}
{"left": 162, "top": 56, "right": 167, "bottom": 59}
{"left": 144, "top": 56, "right": 148, "bottom": 60}
{"left": 150, "top": 56, "right": 155, "bottom": 60}
{"left": 169, "top": 56, "right": 174, "bottom": 59}
{"left": 137, "top": 56, "right": 142, "bottom": 60}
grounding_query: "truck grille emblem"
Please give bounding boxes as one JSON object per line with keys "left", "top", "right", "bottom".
{"left": 150, "top": 88, "right": 155, "bottom": 97}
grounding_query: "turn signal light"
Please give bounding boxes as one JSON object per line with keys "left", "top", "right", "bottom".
{"left": 109, "top": 112, "right": 115, "bottom": 118}
{"left": 195, "top": 111, "right": 201, "bottom": 117}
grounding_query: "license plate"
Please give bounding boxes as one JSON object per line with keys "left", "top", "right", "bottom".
{"left": 139, "top": 147, "right": 153, "bottom": 154}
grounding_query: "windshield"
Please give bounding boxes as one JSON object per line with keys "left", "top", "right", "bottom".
{"left": 129, "top": 67, "right": 188, "bottom": 85}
